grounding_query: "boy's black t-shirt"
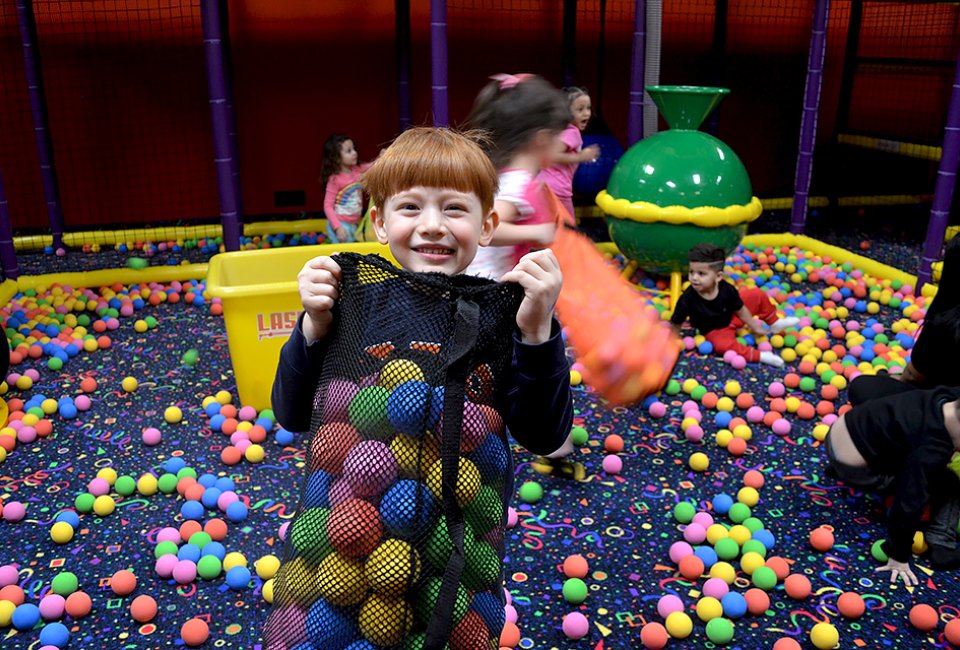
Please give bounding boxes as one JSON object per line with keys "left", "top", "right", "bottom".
{"left": 670, "top": 280, "right": 743, "bottom": 334}
{"left": 845, "top": 385, "right": 960, "bottom": 562}
{"left": 910, "top": 308, "right": 960, "bottom": 387}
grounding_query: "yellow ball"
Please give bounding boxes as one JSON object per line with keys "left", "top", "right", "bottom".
{"left": 391, "top": 433, "right": 439, "bottom": 480}
{"left": 236, "top": 420, "right": 253, "bottom": 433}
{"left": 379, "top": 359, "right": 425, "bottom": 391}
{"left": 0, "top": 447, "right": 6, "bottom": 464}
{"left": 93, "top": 495, "right": 115, "bottom": 516}
{"left": 22, "top": 413, "right": 39, "bottom": 427}
{"left": 97, "top": 467, "right": 118, "bottom": 485}
{"left": 781, "top": 348, "right": 797, "bottom": 363}
{"left": 255, "top": 554, "right": 280, "bottom": 580}
{"left": 134, "top": 320, "right": 148, "bottom": 333}
{"left": 83, "top": 338, "right": 98, "bottom": 353}
{"left": 223, "top": 552, "right": 248, "bottom": 571}
{"left": 737, "top": 487, "right": 759, "bottom": 507}
{"left": 682, "top": 379, "right": 700, "bottom": 394}
{"left": 681, "top": 417, "right": 700, "bottom": 431}
{"left": 716, "top": 397, "right": 735, "bottom": 412}
{"left": 0, "top": 599, "right": 14, "bottom": 627}
{"left": 830, "top": 375, "right": 847, "bottom": 390}
{"left": 770, "top": 334, "right": 785, "bottom": 349}
{"left": 359, "top": 594, "right": 413, "bottom": 647}
{"left": 697, "top": 596, "right": 724, "bottom": 622}
{"left": 706, "top": 524, "right": 729, "bottom": 545}
{"left": 244, "top": 444, "right": 265, "bottom": 463}
{"left": 137, "top": 473, "right": 158, "bottom": 496}
{"left": 784, "top": 397, "right": 801, "bottom": 414}
{"left": 728, "top": 525, "right": 751, "bottom": 546}
{"left": 810, "top": 622, "right": 839, "bottom": 649}
{"left": 710, "top": 561, "right": 737, "bottom": 585}
{"left": 16, "top": 375, "right": 33, "bottom": 390}
{"left": 569, "top": 370, "right": 582, "bottom": 386}
{"left": 365, "top": 539, "right": 421, "bottom": 597}
{"left": 202, "top": 396, "right": 218, "bottom": 409}
{"left": 665, "top": 611, "right": 693, "bottom": 639}
{"left": 715, "top": 429, "right": 733, "bottom": 448}
{"left": 317, "top": 552, "right": 368, "bottom": 606}
{"left": 813, "top": 424, "right": 829, "bottom": 442}
{"left": 740, "top": 551, "right": 765, "bottom": 575}
{"left": 732, "top": 425, "right": 752, "bottom": 441}
{"left": 0, "top": 427, "right": 15, "bottom": 438}
{"left": 689, "top": 452, "right": 709, "bottom": 472}
{"left": 913, "top": 531, "right": 928, "bottom": 555}
{"left": 41, "top": 398, "right": 59, "bottom": 415}
{"left": 427, "top": 458, "right": 480, "bottom": 506}
{"left": 261, "top": 578, "right": 274, "bottom": 604}
{"left": 50, "top": 521, "right": 74, "bottom": 544}
{"left": 121, "top": 377, "right": 138, "bottom": 392}
{"left": 164, "top": 406, "right": 183, "bottom": 423}
{"left": 215, "top": 390, "right": 233, "bottom": 405}
{"left": 724, "top": 381, "right": 741, "bottom": 397}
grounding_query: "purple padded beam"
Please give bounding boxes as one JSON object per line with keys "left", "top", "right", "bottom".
{"left": 0, "top": 172, "right": 21, "bottom": 280}
{"left": 15, "top": 0, "right": 65, "bottom": 250}
{"left": 918, "top": 49, "right": 960, "bottom": 288}
{"left": 790, "top": 0, "right": 830, "bottom": 234}
{"left": 627, "top": 0, "right": 647, "bottom": 145}
{"left": 397, "top": 0, "right": 412, "bottom": 130}
{"left": 201, "top": 0, "right": 242, "bottom": 252}
{"left": 431, "top": 0, "right": 449, "bottom": 127}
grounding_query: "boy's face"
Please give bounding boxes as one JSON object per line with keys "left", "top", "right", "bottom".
{"left": 371, "top": 186, "right": 497, "bottom": 275}
{"left": 688, "top": 261, "right": 722, "bottom": 294}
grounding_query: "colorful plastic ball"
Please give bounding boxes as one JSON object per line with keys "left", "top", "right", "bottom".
{"left": 570, "top": 425, "right": 589, "bottom": 445}
{"left": 784, "top": 574, "right": 812, "bottom": 600}
{"left": 39, "top": 621, "right": 69, "bottom": 647}
{"left": 563, "top": 611, "right": 590, "bottom": 641}
{"left": 63, "top": 590, "right": 91, "bottom": 618}
{"left": 639, "top": 621, "right": 668, "bottom": 649}
{"left": 500, "top": 621, "right": 521, "bottom": 647}
{"left": 703, "top": 577, "right": 729, "bottom": 600}
{"left": 358, "top": 594, "right": 413, "bottom": 646}
{"left": 130, "top": 595, "right": 157, "bottom": 622}
{"left": 810, "top": 526, "right": 834, "bottom": 552}
{"left": 365, "top": 539, "right": 421, "bottom": 597}
{"left": 51, "top": 572, "right": 78, "bottom": 596}
{"left": 12, "top": 602, "right": 40, "bottom": 631}
{"left": 602, "top": 454, "right": 623, "bottom": 474}
{"left": 810, "top": 622, "right": 839, "bottom": 649}
{"left": 909, "top": 603, "right": 939, "bottom": 632}
{"left": 678, "top": 555, "right": 704, "bottom": 580}
{"left": 837, "top": 592, "right": 865, "bottom": 619}
{"left": 255, "top": 554, "right": 281, "bottom": 580}
{"left": 328, "top": 499, "right": 383, "bottom": 559}
{"left": 773, "top": 638, "right": 802, "bottom": 650}
{"left": 109, "top": 570, "right": 137, "bottom": 596}
{"left": 2, "top": 501, "right": 25, "bottom": 522}
{"left": 121, "top": 377, "right": 138, "bottom": 392}
{"left": 181, "top": 618, "right": 209, "bottom": 647}
{"left": 518, "top": 481, "right": 543, "bottom": 504}
{"left": 226, "top": 501, "right": 248, "bottom": 522}
{"left": 562, "top": 578, "right": 588, "bottom": 604}
{"left": 674, "top": 501, "right": 696, "bottom": 524}
{"left": 751, "top": 566, "right": 778, "bottom": 591}
{"left": 197, "top": 555, "right": 222, "bottom": 580}
{"left": 720, "top": 591, "right": 747, "bottom": 619}
{"left": 172, "top": 560, "right": 197, "bottom": 584}
{"left": 50, "top": 521, "right": 74, "bottom": 544}
{"left": 944, "top": 618, "right": 960, "bottom": 646}
{"left": 689, "top": 452, "right": 709, "bottom": 472}
{"left": 728, "top": 502, "right": 751, "bottom": 523}
{"left": 712, "top": 493, "right": 734, "bottom": 515}
{"left": 562, "top": 554, "right": 589, "bottom": 579}
{"left": 706, "top": 617, "right": 734, "bottom": 644}
{"left": 665, "top": 611, "right": 692, "bottom": 639}
{"left": 744, "top": 588, "right": 770, "bottom": 616}
{"left": 669, "top": 541, "right": 694, "bottom": 564}
{"left": 871, "top": 539, "right": 888, "bottom": 562}
{"left": 38, "top": 593, "right": 65, "bottom": 621}
{"left": 142, "top": 427, "right": 162, "bottom": 446}
{"left": 657, "top": 594, "right": 684, "bottom": 619}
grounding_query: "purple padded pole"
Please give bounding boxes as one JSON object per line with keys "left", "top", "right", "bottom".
{"left": 16, "top": 0, "right": 65, "bottom": 250}
{"left": 790, "top": 0, "right": 830, "bottom": 234}
{"left": 219, "top": 0, "right": 244, "bottom": 220}
{"left": 431, "top": 0, "right": 449, "bottom": 127}
{"left": 918, "top": 48, "right": 960, "bottom": 288}
{"left": 397, "top": 0, "right": 412, "bottom": 130}
{"left": 201, "top": 0, "right": 241, "bottom": 252}
{"left": 627, "top": 0, "right": 647, "bottom": 145}
{"left": 0, "top": 172, "right": 21, "bottom": 280}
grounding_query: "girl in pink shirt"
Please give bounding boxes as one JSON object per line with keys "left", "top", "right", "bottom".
{"left": 537, "top": 86, "right": 600, "bottom": 221}
{"left": 320, "top": 134, "right": 373, "bottom": 243}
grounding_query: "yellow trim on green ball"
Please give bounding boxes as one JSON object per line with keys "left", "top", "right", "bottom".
{"left": 596, "top": 191, "right": 763, "bottom": 228}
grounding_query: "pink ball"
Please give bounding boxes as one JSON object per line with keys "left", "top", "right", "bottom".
{"left": 731, "top": 356, "right": 747, "bottom": 370}
{"left": 238, "top": 406, "right": 257, "bottom": 422}
{"left": 503, "top": 587, "right": 512, "bottom": 606}
{"left": 562, "top": 612, "right": 590, "bottom": 640}
{"left": 685, "top": 410, "right": 703, "bottom": 423}
{"left": 87, "top": 477, "right": 110, "bottom": 496}
{"left": 156, "top": 526, "right": 181, "bottom": 544}
{"left": 649, "top": 402, "right": 667, "bottom": 418}
{"left": 681, "top": 400, "right": 699, "bottom": 413}
{"left": 669, "top": 541, "right": 694, "bottom": 564}
{"left": 723, "top": 350, "right": 737, "bottom": 363}
{"left": 142, "top": 427, "right": 162, "bottom": 446}
{"left": 505, "top": 604, "right": 518, "bottom": 624}
{"left": 17, "top": 426, "right": 37, "bottom": 443}
{"left": 507, "top": 507, "right": 518, "bottom": 528}
{"left": 155, "top": 554, "right": 179, "bottom": 578}
{"left": 120, "top": 305, "right": 134, "bottom": 317}
{"left": 3, "top": 501, "right": 26, "bottom": 522}
{"left": 106, "top": 317, "right": 120, "bottom": 330}
{"left": 657, "top": 594, "right": 684, "bottom": 619}
{"left": 172, "top": 559, "right": 197, "bottom": 584}
{"left": 692, "top": 512, "right": 714, "bottom": 529}
{"left": 822, "top": 414, "right": 838, "bottom": 426}
{"left": 799, "top": 317, "right": 813, "bottom": 328}
{"left": 235, "top": 439, "right": 252, "bottom": 454}
{"left": 746, "top": 406, "right": 765, "bottom": 423}
{"left": 602, "top": 455, "right": 623, "bottom": 475}
{"left": 757, "top": 341, "right": 773, "bottom": 352}
{"left": 683, "top": 337, "right": 696, "bottom": 350}
{"left": 846, "top": 320, "right": 860, "bottom": 331}
{"left": 683, "top": 522, "right": 707, "bottom": 544}
{"left": 768, "top": 382, "right": 785, "bottom": 397}
{"left": 850, "top": 345, "right": 863, "bottom": 357}
{"left": 327, "top": 478, "right": 354, "bottom": 506}
{"left": 685, "top": 425, "right": 704, "bottom": 443}
{"left": 217, "top": 491, "right": 239, "bottom": 511}
{"left": 703, "top": 577, "right": 729, "bottom": 599}
{"left": 6, "top": 373, "right": 20, "bottom": 385}
{"left": 229, "top": 431, "right": 249, "bottom": 445}
{"left": 0, "top": 564, "right": 18, "bottom": 587}
{"left": 39, "top": 594, "right": 65, "bottom": 621}
{"left": 772, "top": 419, "right": 792, "bottom": 436}
{"left": 320, "top": 379, "right": 359, "bottom": 422}
{"left": 55, "top": 248, "right": 66, "bottom": 257}
{"left": 24, "top": 369, "right": 40, "bottom": 381}
{"left": 8, "top": 419, "right": 23, "bottom": 432}
{"left": 74, "top": 395, "right": 92, "bottom": 411}
{"left": 278, "top": 521, "right": 290, "bottom": 541}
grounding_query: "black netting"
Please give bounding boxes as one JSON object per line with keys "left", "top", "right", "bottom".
{"left": 263, "top": 252, "right": 523, "bottom": 650}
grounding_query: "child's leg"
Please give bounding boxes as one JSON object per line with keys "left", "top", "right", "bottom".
{"left": 926, "top": 469, "right": 960, "bottom": 568}
{"left": 737, "top": 288, "right": 779, "bottom": 325}
{"left": 705, "top": 328, "right": 761, "bottom": 363}
{"left": 848, "top": 374, "right": 919, "bottom": 406}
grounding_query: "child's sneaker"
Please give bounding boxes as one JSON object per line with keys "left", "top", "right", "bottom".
{"left": 770, "top": 317, "right": 800, "bottom": 334}
{"left": 531, "top": 456, "right": 587, "bottom": 481}
{"left": 759, "top": 351, "right": 785, "bottom": 368}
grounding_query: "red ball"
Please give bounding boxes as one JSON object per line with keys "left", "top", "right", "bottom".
{"left": 837, "top": 592, "right": 865, "bottom": 619}
{"left": 727, "top": 437, "right": 747, "bottom": 456}
{"left": 130, "top": 594, "right": 157, "bottom": 622}
{"left": 743, "top": 469, "right": 764, "bottom": 489}
{"left": 64, "top": 590, "right": 92, "bottom": 618}
{"left": 110, "top": 570, "right": 137, "bottom": 596}
{"left": 327, "top": 498, "right": 382, "bottom": 558}
{"left": 604, "top": 434, "right": 624, "bottom": 453}
{"left": 809, "top": 527, "right": 835, "bottom": 552}
{"left": 499, "top": 621, "right": 521, "bottom": 648}
{"left": 909, "top": 603, "right": 939, "bottom": 632}
{"left": 181, "top": 618, "right": 210, "bottom": 647}
{"left": 945, "top": 618, "right": 960, "bottom": 646}
{"left": 640, "top": 622, "right": 669, "bottom": 650}
{"left": 773, "top": 639, "right": 802, "bottom": 650}
{"left": 744, "top": 588, "right": 770, "bottom": 616}
{"left": 449, "top": 610, "right": 489, "bottom": 650}
{"left": 765, "top": 556, "right": 791, "bottom": 581}
{"left": 784, "top": 574, "right": 812, "bottom": 600}
{"left": 678, "top": 555, "right": 705, "bottom": 581}
{"left": 310, "top": 423, "right": 361, "bottom": 475}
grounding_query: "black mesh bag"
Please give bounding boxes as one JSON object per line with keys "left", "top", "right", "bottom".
{"left": 263, "top": 252, "right": 524, "bottom": 650}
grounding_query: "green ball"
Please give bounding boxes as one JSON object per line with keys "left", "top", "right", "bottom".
{"left": 714, "top": 537, "right": 740, "bottom": 562}
{"left": 751, "top": 566, "right": 778, "bottom": 591}
{"left": 74, "top": 493, "right": 95, "bottom": 513}
{"left": 51, "top": 572, "right": 79, "bottom": 596}
{"left": 290, "top": 508, "right": 331, "bottom": 562}
{"left": 690, "top": 385, "right": 708, "bottom": 401}
{"left": 462, "top": 540, "right": 501, "bottom": 591}
{"left": 728, "top": 503, "right": 751, "bottom": 524}
{"left": 260, "top": 409, "right": 276, "bottom": 423}
{"left": 674, "top": 502, "right": 696, "bottom": 524}
{"left": 176, "top": 467, "right": 197, "bottom": 480}
{"left": 189, "top": 532, "right": 212, "bottom": 550}
{"left": 519, "top": 481, "right": 543, "bottom": 504}
{"left": 47, "top": 357, "right": 63, "bottom": 371}
{"left": 570, "top": 426, "right": 589, "bottom": 446}
{"left": 27, "top": 407, "right": 45, "bottom": 419}
{"left": 871, "top": 539, "right": 889, "bottom": 562}
{"left": 155, "top": 541, "right": 179, "bottom": 559}
{"left": 181, "top": 349, "right": 199, "bottom": 367}
{"left": 402, "top": 633, "right": 452, "bottom": 650}
{"left": 665, "top": 379, "right": 681, "bottom": 396}
{"left": 197, "top": 555, "right": 222, "bottom": 580}
{"left": 563, "top": 577, "right": 589, "bottom": 604}
{"left": 114, "top": 476, "right": 136, "bottom": 496}
{"left": 348, "top": 386, "right": 391, "bottom": 439}
{"left": 706, "top": 617, "right": 735, "bottom": 644}
{"left": 742, "top": 517, "right": 764, "bottom": 534}
{"left": 741, "top": 540, "right": 767, "bottom": 558}
{"left": 465, "top": 485, "right": 502, "bottom": 537}
{"left": 126, "top": 257, "right": 149, "bottom": 270}
{"left": 416, "top": 577, "right": 469, "bottom": 626}
{"left": 783, "top": 335, "right": 798, "bottom": 348}
{"left": 157, "top": 473, "right": 178, "bottom": 494}
{"left": 799, "top": 377, "right": 817, "bottom": 392}
{"left": 145, "top": 316, "right": 159, "bottom": 329}
{"left": 426, "top": 517, "right": 477, "bottom": 570}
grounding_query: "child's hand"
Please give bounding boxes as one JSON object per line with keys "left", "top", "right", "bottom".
{"left": 334, "top": 226, "right": 348, "bottom": 242}
{"left": 501, "top": 250, "right": 562, "bottom": 345}
{"left": 876, "top": 557, "right": 918, "bottom": 586}
{"left": 297, "top": 255, "right": 342, "bottom": 343}
{"left": 749, "top": 323, "right": 767, "bottom": 338}
{"left": 581, "top": 144, "right": 600, "bottom": 162}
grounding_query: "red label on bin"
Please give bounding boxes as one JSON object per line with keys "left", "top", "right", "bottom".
{"left": 257, "top": 311, "right": 299, "bottom": 341}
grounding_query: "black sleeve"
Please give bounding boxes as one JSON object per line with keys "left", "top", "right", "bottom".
{"left": 882, "top": 447, "right": 953, "bottom": 563}
{"left": 506, "top": 318, "right": 574, "bottom": 455}
{"left": 724, "top": 282, "right": 744, "bottom": 312}
{"left": 271, "top": 312, "right": 330, "bottom": 433}
{"left": 910, "top": 316, "right": 958, "bottom": 386}
{"left": 670, "top": 290, "right": 691, "bottom": 326}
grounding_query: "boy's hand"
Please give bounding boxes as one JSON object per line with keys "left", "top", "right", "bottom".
{"left": 876, "top": 557, "right": 919, "bottom": 586}
{"left": 501, "top": 250, "right": 562, "bottom": 345}
{"left": 749, "top": 322, "right": 767, "bottom": 338}
{"left": 298, "top": 255, "right": 342, "bottom": 343}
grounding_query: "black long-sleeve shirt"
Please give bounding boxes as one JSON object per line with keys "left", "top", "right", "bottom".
{"left": 845, "top": 386, "right": 960, "bottom": 562}
{"left": 272, "top": 312, "right": 573, "bottom": 457}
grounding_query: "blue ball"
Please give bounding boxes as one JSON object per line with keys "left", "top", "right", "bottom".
{"left": 209, "top": 414, "right": 226, "bottom": 431}
{"left": 39, "top": 621, "right": 70, "bottom": 647}
{"left": 468, "top": 434, "right": 509, "bottom": 484}
{"left": 306, "top": 599, "right": 355, "bottom": 647}
{"left": 214, "top": 477, "right": 235, "bottom": 493}
{"left": 344, "top": 642, "right": 377, "bottom": 650}
{"left": 697, "top": 341, "right": 714, "bottom": 354}
{"left": 201, "top": 487, "right": 222, "bottom": 509}
{"left": 276, "top": 429, "right": 295, "bottom": 446}
{"left": 572, "top": 133, "right": 624, "bottom": 198}
{"left": 428, "top": 385, "right": 445, "bottom": 430}
{"left": 380, "top": 480, "right": 437, "bottom": 538}
{"left": 303, "top": 470, "right": 333, "bottom": 509}
{"left": 11, "top": 603, "right": 40, "bottom": 631}
{"left": 205, "top": 402, "right": 222, "bottom": 417}
{"left": 178, "top": 544, "right": 202, "bottom": 563}
{"left": 694, "top": 545, "right": 718, "bottom": 569}
{"left": 470, "top": 591, "right": 506, "bottom": 633}
{"left": 55, "top": 510, "right": 81, "bottom": 528}
{"left": 225, "top": 565, "right": 252, "bottom": 590}
{"left": 387, "top": 380, "right": 432, "bottom": 435}
{"left": 164, "top": 457, "right": 186, "bottom": 474}
{"left": 255, "top": 416, "right": 274, "bottom": 430}
{"left": 226, "top": 501, "right": 248, "bottom": 523}
{"left": 202, "top": 541, "right": 226, "bottom": 561}
{"left": 721, "top": 591, "right": 747, "bottom": 619}
{"left": 198, "top": 474, "right": 218, "bottom": 488}
{"left": 180, "top": 500, "right": 205, "bottom": 521}
{"left": 714, "top": 412, "right": 733, "bottom": 428}
{"left": 752, "top": 529, "right": 776, "bottom": 551}
{"left": 712, "top": 494, "right": 734, "bottom": 515}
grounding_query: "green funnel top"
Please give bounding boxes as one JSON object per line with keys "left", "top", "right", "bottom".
{"left": 646, "top": 85, "right": 730, "bottom": 130}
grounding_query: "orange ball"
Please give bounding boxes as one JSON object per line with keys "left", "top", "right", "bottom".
{"left": 735, "top": 393, "right": 755, "bottom": 409}
{"left": 770, "top": 398, "right": 787, "bottom": 414}
{"left": 221, "top": 418, "right": 239, "bottom": 435}
{"left": 247, "top": 425, "right": 268, "bottom": 443}
{"left": 179, "top": 520, "right": 203, "bottom": 541}
{"left": 796, "top": 402, "right": 816, "bottom": 420}
{"left": 784, "top": 574, "right": 812, "bottom": 600}
{"left": 640, "top": 622, "right": 669, "bottom": 650}
{"left": 35, "top": 419, "right": 53, "bottom": 437}
{"left": 765, "top": 556, "right": 791, "bottom": 581}
{"left": 220, "top": 404, "right": 238, "bottom": 419}
{"left": 184, "top": 484, "right": 206, "bottom": 502}
{"left": 909, "top": 603, "right": 939, "bottom": 632}
{"left": 784, "top": 373, "right": 801, "bottom": 389}
{"left": 820, "top": 384, "right": 839, "bottom": 400}
{"left": 728, "top": 417, "right": 747, "bottom": 430}
{"left": 816, "top": 401, "right": 835, "bottom": 417}
{"left": 727, "top": 437, "right": 747, "bottom": 457}
{"left": 701, "top": 392, "right": 719, "bottom": 409}
{"left": 837, "top": 592, "right": 865, "bottom": 619}
{"left": 499, "top": 621, "right": 521, "bottom": 648}
{"left": 176, "top": 476, "right": 197, "bottom": 496}
{"left": 130, "top": 595, "right": 157, "bottom": 622}
{"left": 945, "top": 618, "right": 960, "bottom": 646}
{"left": 678, "top": 555, "right": 705, "bottom": 581}
{"left": 810, "top": 527, "right": 835, "bottom": 552}
{"left": 744, "top": 588, "right": 770, "bottom": 616}
{"left": 798, "top": 360, "right": 816, "bottom": 375}
{"left": 80, "top": 377, "right": 98, "bottom": 393}
{"left": 221, "top": 446, "right": 242, "bottom": 465}
{"left": 65, "top": 590, "right": 92, "bottom": 618}
{"left": 563, "top": 554, "right": 589, "bottom": 579}
{"left": 763, "top": 411, "right": 782, "bottom": 427}
{"left": 203, "top": 518, "right": 228, "bottom": 541}
{"left": 604, "top": 434, "right": 624, "bottom": 454}
{"left": 743, "top": 470, "right": 765, "bottom": 489}
{"left": 181, "top": 618, "right": 210, "bottom": 647}
{"left": 773, "top": 639, "right": 802, "bottom": 650}
{"left": 0, "top": 584, "right": 25, "bottom": 605}
{"left": 110, "top": 569, "right": 137, "bottom": 596}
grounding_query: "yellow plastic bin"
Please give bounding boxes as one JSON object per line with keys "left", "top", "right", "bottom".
{"left": 206, "top": 242, "right": 396, "bottom": 411}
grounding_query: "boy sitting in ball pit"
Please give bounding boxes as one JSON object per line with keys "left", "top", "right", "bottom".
{"left": 826, "top": 385, "right": 960, "bottom": 585}
{"left": 670, "top": 243, "right": 798, "bottom": 368}
{"left": 265, "top": 127, "right": 573, "bottom": 649}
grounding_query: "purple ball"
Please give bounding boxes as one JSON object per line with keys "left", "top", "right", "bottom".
{"left": 321, "top": 379, "right": 359, "bottom": 422}
{"left": 155, "top": 554, "right": 179, "bottom": 578}
{"left": 38, "top": 594, "right": 65, "bottom": 621}
{"left": 342, "top": 440, "right": 397, "bottom": 498}
{"left": 172, "top": 559, "right": 197, "bottom": 584}
{"left": 657, "top": 594, "right": 684, "bottom": 619}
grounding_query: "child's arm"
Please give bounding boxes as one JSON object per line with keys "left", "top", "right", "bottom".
{"left": 549, "top": 143, "right": 600, "bottom": 165}
{"left": 669, "top": 291, "right": 690, "bottom": 335}
{"left": 323, "top": 177, "right": 347, "bottom": 240}
{"left": 735, "top": 305, "right": 768, "bottom": 337}
{"left": 487, "top": 200, "right": 555, "bottom": 247}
